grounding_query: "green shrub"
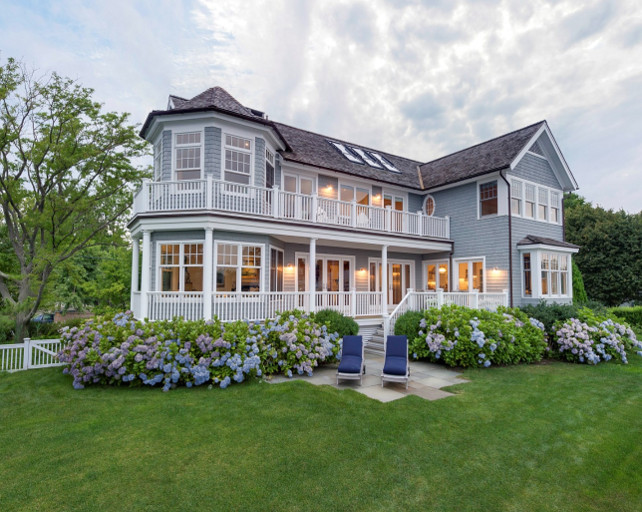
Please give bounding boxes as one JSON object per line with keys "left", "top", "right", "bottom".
{"left": 409, "top": 305, "right": 547, "bottom": 368}
{"left": 394, "top": 311, "right": 424, "bottom": 341}
{"left": 608, "top": 306, "right": 642, "bottom": 327}
{"left": 572, "top": 259, "right": 588, "bottom": 304}
{"left": 0, "top": 314, "right": 15, "bottom": 343}
{"left": 29, "top": 317, "right": 90, "bottom": 339}
{"left": 314, "top": 309, "right": 359, "bottom": 338}
{"left": 519, "top": 302, "right": 582, "bottom": 334}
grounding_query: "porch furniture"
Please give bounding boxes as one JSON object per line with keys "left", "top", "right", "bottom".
{"left": 336, "top": 335, "right": 365, "bottom": 385}
{"left": 381, "top": 335, "right": 409, "bottom": 389}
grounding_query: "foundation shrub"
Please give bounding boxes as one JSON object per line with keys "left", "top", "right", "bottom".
{"left": 314, "top": 309, "right": 359, "bottom": 338}
{"left": 408, "top": 305, "right": 547, "bottom": 368}
{"left": 552, "top": 307, "right": 642, "bottom": 364}
{"left": 58, "top": 311, "right": 341, "bottom": 390}
{"left": 394, "top": 311, "right": 424, "bottom": 341}
{"left": 607, "top": 306, "right": 642, "bottom": 328}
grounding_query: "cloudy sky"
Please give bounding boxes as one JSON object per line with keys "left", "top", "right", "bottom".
{"left": 2, "top": 0, "right": 641, "bottom": 212}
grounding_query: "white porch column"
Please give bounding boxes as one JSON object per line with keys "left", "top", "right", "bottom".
{"left": 203, "top": 227, "right": 213, "bottom": 320}
{"left": 140, "top": 230, "right": 151, "bottom": 320}
{"left": 381, "top": 244, "right": 388, "bottom": 317}
{"left": 308, "top": 238, "right": 316, "bottom": 313}
{"left": 130, "top": 237, "right": 140, "bottom": 315}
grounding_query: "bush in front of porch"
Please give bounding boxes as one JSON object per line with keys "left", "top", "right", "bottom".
{"left": 313, "top": 309, "right": 359, "bottom": 338}
{"left": 405, "top": 306, "right": 547, "bottom": 368}
{"left": 57, "top": 311, "right": 342, "bottom": 391}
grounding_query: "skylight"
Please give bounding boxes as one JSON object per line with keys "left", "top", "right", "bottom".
{"left": 327, "top": 140, "right": 401, "bottom": 173}
{"left": 351, "top": 147, "right": 383, "bottom": 169}
{"left": 328, "top": 141, "right": 364, "bottom": 164}
{"left": 369, "top": 152, "right": 400, "bottom": 173}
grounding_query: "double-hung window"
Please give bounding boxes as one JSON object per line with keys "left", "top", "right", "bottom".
{"left": 175, "top": 132, "right": 202, "bottom": 180}
{"left": 216, "top": 242, "right": 262, "bottom": 292}
{"left": 524, "top": 183, "right": 536, "bottom": 219}
{"left": 511, "top": 180, "right": 522, "bottom": 216}
{"left": 550, "top": 191, "right": 561, "bottom": 223}
{"left": 159, "top": 243, "right": 204, "bottom": 292}
{"left": 521, "top": 250, "right": 572, "bottom": 298}
{"left": 224, "top": 134, "right": 252, "bottom": 185}
{"left": 479, "top": 181, "right": 498, "bottom": 216}
{"left": 538, "top": 187, "right": 549, "bottom": 221}
{"left": 511, "top": 178, "right": 562, "bottom": 225}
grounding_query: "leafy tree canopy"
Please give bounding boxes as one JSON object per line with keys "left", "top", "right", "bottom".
{"left": 564, "top": 193, "right": 642, "bottom": 306}
{"left": 0, "top": 57, "right": 149, "bottom": 339}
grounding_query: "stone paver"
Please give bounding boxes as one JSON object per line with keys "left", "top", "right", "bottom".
{"left": 268, "top": 355, "right": 469, "bottom": 403}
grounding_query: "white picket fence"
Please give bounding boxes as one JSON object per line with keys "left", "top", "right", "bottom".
{"left": 0, "top": 338, "right": 68, "bottom": 373}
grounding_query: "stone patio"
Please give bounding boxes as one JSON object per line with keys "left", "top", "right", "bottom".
{"left": 268, "top": 356, "right": 469, "bottom": 402}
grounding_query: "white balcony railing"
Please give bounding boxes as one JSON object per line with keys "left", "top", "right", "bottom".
{"left": 132, "top": 179, "right": 450, "bottom": 239}
{"left": 139, "top": 289, "right": 507, "bottom": 324}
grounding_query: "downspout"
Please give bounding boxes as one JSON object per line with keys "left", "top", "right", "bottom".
{"left": 499, "top": 169, "right": 514, "bottom": 307}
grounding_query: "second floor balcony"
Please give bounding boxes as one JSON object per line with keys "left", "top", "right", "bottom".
{"left": 132, "top": 179, "right": 451, "bottom": 239}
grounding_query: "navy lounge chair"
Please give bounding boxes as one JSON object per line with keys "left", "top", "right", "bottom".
{"left": 336, "top": 335, "right": 365, "bottom": 385}
{"left": 381, "top": 335, "right": 409, "bottom": 389}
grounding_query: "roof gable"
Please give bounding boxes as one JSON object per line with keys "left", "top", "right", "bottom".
{"left": 419, "top": 122, "right": 545, "bottom": 190}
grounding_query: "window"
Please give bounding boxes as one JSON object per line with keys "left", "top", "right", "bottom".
{"left": 265, "top": 148, "right": 275, "bottom": 189}
{"left": 426, "top": 261, "right": 448, "bottom": 291}
{"left": 175, "top": 132, "right": 202, "bottom": 180}
{"left": 521, "top": 250, "right": 572, "bottom": 298}
{"left": 523, "top": 253, "right": 532, "bottom": 296}
{"left": 538, "top": 187, "right": 549, "bottom": 221}
{"left": 511, "top": 178, "right": 562, "bottom": 224}
{"left": 424, "top": 195, "right": 435, "bottom": 216}
{"left": 270, "top": 247, "right": 284, "bottom": 292}
{"left": 550, "top": 191, "right": 561, "bottom": 223}
{"left": 479, "top": 181, "right": 498, "bottom": 216}
{"left": 216, "top": 243, "right": 262, "bottom": 292}
{"left": 457, "top": 259, "right": 484, "bottom": 292}
{"left": 154, "top": 140, "right": 162, "bottom": 181}
{"left": 511, "top": 180, "right": 522, "bottom": 215}
{"left": 159, "top": 243, "right": 203, "bottom": 292}
{"left": 224, "top": 134, "right": 252, "bottom": 184}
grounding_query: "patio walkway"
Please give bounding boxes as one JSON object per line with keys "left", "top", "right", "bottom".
{"left": 268, "top": 356, "right": 469, "bottom": 402}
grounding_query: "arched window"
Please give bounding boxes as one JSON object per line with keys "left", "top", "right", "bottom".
{"left": 423, "top": 195, "right": 435, "bottom": 216}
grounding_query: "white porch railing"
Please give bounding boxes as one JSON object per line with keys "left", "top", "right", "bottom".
{"left": 132, "top": 179, "right": 450, "bottom": 240}
{"left": 386, "top": 290, "right": 509, "bottom": 336}
{"left": 148, "top": 291, "right": 204, "bottom": 321}
{"left": 0, "top": 338, "right": 68, "bottom": 372}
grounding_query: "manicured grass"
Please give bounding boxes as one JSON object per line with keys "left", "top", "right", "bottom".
{"left": 1, "top": 357, "right": 642, "bottom": 511}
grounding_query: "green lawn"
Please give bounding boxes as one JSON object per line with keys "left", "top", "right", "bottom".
{"left": 1, "top": 356, "right": 641, "bottom": 512}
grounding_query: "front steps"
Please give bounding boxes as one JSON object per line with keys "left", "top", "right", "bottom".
{"left": 365, "top": 326, "right": 385, "bottom": 356}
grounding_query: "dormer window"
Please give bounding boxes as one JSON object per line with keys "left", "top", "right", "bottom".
{"left": 175, "top": 132, "right": 202, "bottom": 180}
{"left": 224, "top": 134, "right": 252, "bottom": 185}
{"left": 479, "top": 181, "right": 498, "bottom": 216}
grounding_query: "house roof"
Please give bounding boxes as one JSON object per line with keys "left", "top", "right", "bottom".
{"left": 142, "top": 87, "right": 570, "bottom": 192}
{"left": 419, "top": 121, "right": 546, "bottom": 189}
{"left": 272, "top": 122, "right": 423, "bottom": 189}
{"left": 517, "top": 235, "right": 580, "bottom": 250}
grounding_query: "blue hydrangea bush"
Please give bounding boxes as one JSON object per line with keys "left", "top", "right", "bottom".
{"left": 553, "top": 308, "right": 642, "bottom": 365}
{"left": 58, "top": 310, "right": 341, "bottom": 391}
{"left": 408, "top": 305, "right": 547, "bottom": 368}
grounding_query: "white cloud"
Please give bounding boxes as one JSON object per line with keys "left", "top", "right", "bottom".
{"left": 1, "top": 0, "right": 641, "bottom": 212}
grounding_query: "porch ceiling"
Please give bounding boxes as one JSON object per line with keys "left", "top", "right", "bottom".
{"left": 271, "top": 234, "right": 446, "bottom": 254}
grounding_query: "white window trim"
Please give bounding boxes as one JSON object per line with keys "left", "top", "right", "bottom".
{"left": 155, "top": 240, "right": 205, "bottom": 292}
{"left": 222, "top": 131, "right": 254, "bottom": 185}
{"left": 510, "top": 177, "right": 563, "bottom": 225}
{"left": 453, "top": 256, "right": 486, "bottom": 293}
{"left": 518, "top": 246, "right": 576, "bottom": 299}
{"left": 214, "top": 240, "right": 266, "bottom": 294}
{"left": 423, "top": 259, "right": 449, "bottom": 291}
{"left": 173, "top": 131, "right": 203, "bottom": 181}
{"left": 269, "top": 245, "right": 284, "bottom": 292}
{"left": 295, "top": 252, "right": 356, "bottom": 292}
{"left": 477, "top": 178, "right": 500, "bottom": 219}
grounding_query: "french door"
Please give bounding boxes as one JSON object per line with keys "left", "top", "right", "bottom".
{"left": 283, "top": 174, "right": 314, "bottom": 220}
{"left": 369, "top": 259, "right": 413, "bottom": 306}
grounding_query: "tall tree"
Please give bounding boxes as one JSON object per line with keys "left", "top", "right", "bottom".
{"left": 0, "top": 57, "right": 148, "bottom": 339}
{"left": 564, "top": 193, "right": 642, "bottom": 306}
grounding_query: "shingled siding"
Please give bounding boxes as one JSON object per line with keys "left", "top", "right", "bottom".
{"left": 204, "top": 126, "right": 221, "bottom": 180}
{"left": 510, "top": 217, "right": 570, "bottom": 307}
{"left": 161, "top": 130, "right": 172, "bottom": 181}
{"left": 254, "top": 137, "right": 265, "bottom": 188}
{"left": 511, "top": 153, "right": 562, "bottom": 189}
{"left": 408, "top": 192, "right": 424, "bottom": 214}
{"left": 431, "top": 182, "right": 510, "bottom": 294}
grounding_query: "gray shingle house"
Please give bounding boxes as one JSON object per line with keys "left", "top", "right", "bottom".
{"left": 129, "top": 87, "right": 579, "bottom": 339}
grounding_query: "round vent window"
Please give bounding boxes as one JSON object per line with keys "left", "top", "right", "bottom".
{"left": 424, "top": 195, "right": 435, "bottom": 216}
